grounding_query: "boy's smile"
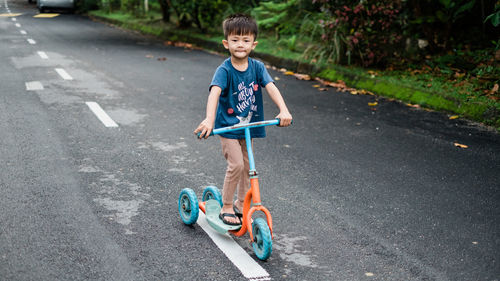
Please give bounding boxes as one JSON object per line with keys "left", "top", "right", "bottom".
{"left": 223, "top": 34, "right": 258, "bottom": 62}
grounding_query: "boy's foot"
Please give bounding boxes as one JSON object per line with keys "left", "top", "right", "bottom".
{"left": 234, "top": 200, "right": 244, "bottom": 217}
{"left": 219, "top": 213, "right": 241, "bottom": 226}
{"left": 220, "top": 205, "right": 240, "bottom": 225}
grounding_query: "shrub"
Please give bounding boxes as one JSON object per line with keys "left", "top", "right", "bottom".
{"left": 305, "top": 0, "right": 404, "bottom": 66}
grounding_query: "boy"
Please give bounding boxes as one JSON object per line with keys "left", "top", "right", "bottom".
{"left": 194, "top": 14, "right": 292, "bottom": 225}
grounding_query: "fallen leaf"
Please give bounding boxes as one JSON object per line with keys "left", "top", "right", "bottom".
{"left": 365, "top": 272, "right": 374, "bottom": 277}
{"left": 284, "top": 71, "right": 295, "bottom": 75}
{"left": 157, "top": 57, "right": 167, "bottom": 61}
{"left": 368, "top": 102, "right": 378, "bottom": 106}
{"left": 293, "top": 73, "right": 311, "bottom": 80}
{"left": 454, "top": 143, "right": 468, "bottom": 149}
{"left": 350, "top": 90, "right": 358, "bottom": 95}
{"left": 274, "top": 77, "right": 281, "bottom": 81}
{"left": 146, "top": 54, "right": 154, "bottom": 58}
{"left": 491, "top": 83, "right": 499, "bottom": 94}
{"left": 312, "top": 84, "right": 321, "bottom": 88}
{"left": 406, "top": 103, "right": 421, "bottom": 108}
{"left": 318, "top": 88, "right": 328, "bottom": 91}
{"left": 427, "top": 83, "right": 432, "bottom": 87}
{"left": 279, "top": 68, "right": 287, "bottom": 73}
{"left": 449, "top": 115, "right": 459, "bottom": 120}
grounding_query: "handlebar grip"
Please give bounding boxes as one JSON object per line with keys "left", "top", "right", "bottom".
{"left": 275, "top": 118, "right": 293, "bottom": 126}
{"left": 197, "top": 131, "right": 214, "bottom": 139}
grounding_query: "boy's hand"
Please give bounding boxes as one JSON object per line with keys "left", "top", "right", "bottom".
{"left": 194, "top": 119, "right": 214, "bottom": 139}
{"left": 276, "top": 111, "right": 292, "bottom": 127}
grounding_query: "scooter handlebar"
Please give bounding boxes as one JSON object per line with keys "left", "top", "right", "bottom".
{"left": 197, "top": 118, "right": 290, "bottom": 139}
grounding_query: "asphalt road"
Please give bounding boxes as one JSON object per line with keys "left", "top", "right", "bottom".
{"left": 1, "top": 1, "right": 499, "bottom": 280}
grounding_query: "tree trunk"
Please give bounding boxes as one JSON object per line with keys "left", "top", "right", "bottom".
{"left": 158, "top": 0, "right": 170, "bottom": 23}
{"left": 409, "top": 0, "right": 439, "bottom": 53}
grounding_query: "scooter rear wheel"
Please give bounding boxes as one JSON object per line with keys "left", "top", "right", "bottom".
{"left": 202, "top": 186, "right": 223, "bottom": 207}
{"left": 178, "top": 188, "right": 199, "bottom": 225}
{"left": 252, "top": 218, "right": 272, "bottom": 260}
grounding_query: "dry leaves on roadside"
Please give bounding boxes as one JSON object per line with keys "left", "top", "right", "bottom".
{"left": 164, "top": 41, "right": 195, "bottom": 49}
{"left": 279, "top": 68, "right": 374, "bottom": 96}
{"left": 406, "top": 103, "right": 421, "bottom": 108}
{"left": 449, "top": 115, "right": 459, "bottom": 120}
{"left": 293, "top": 73, "right": 311, "bottom": 80}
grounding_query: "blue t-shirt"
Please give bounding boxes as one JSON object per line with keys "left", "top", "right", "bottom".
{"left": 210, "top": 57, "right": 274, "bottom": 139}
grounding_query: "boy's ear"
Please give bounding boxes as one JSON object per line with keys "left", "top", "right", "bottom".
{"left": 252, "top": 41, "right": 258, "bottom": 50}
{"left": 222, "top": 39, "right": 229, "bottom": 49}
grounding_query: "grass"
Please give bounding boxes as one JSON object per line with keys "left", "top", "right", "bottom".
{"left": 88, "top": 9, "right": 500, "bottom": 131}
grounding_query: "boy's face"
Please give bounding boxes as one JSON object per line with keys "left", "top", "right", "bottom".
{"left": 222, "top": 33, "right": 258, "bottom": 60}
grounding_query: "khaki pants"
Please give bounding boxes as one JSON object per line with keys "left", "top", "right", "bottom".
{"left": 220, "top": 136, "right": 252, "bottom": 205}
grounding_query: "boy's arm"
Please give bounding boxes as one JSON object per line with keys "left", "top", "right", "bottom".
{"left": 194, "top": 86, "right": 222, "bottom": 139}
{"left": 265, "top": 82, "right": 292, "bottom": 127}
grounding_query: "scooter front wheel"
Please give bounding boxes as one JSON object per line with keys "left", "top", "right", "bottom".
{"left": 178, "top": 188, "right": 199, "bottom": 225}
{"left": 252, "top": 218, "right": 272, "bottom": 260}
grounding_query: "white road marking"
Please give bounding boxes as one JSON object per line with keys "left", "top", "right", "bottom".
{"left": 55, "top": 68, "right": 73, "bottom": 80}
{"left": 197, "top": 211, "right": 271, "bottom": 281}
{"left": 15, "top": 23, "right": 20, "bottom": 27}
{"left": 11, "top": 17, "right": 15, "bottom": 21}
{"left": 85, "top": 102, "right": 119, "bottom": 127}
{"left": 25, "top": 81, "right": 44, "bottom": 91}
{"left": 37, "top": 51, "right": 48, "bottom": 59}
{"left": 27, "top": 38, "right": 36, "bottom": 44}
{"left": 20, "top": 30, "right": 26, "bottom": 34}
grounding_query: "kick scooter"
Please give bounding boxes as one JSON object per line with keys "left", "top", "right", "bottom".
{"left": 178, "top": 119, "right": 288, "bottom": 261}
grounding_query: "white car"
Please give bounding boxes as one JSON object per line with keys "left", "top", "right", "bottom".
{"left": 37, "top": 0, "right": 74, "bottom": 13}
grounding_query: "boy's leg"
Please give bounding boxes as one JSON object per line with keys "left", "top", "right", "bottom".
{"left": 220, "top": 136, "right": 245, "bottom": 224}
{"left": 235, "top": 139, "right": 251, "bottom": 211}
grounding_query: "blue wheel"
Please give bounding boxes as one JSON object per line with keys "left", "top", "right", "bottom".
{"left": 202, "top": 186, "right": 222, "bottom": 207}
{"left": 252, "top": 218, "right": 272, "bottom": 260}
{"left": 178, "top": 188, "right": 199, "bottom": 225}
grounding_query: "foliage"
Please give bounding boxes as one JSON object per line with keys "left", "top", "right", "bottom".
{"left": 302, "top": 0, "right": 404, "bottom": 66}
{"left": 485, "top": 1, "right": 500, "bottom": 26}
{"left": 252, "top": 0, "right": 300, "bottom": 38}
{"left": 168, "top": 0, "right": 257, "bottom": 32}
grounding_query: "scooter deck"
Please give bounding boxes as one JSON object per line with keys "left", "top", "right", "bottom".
{"left": 205, "top": 199, "right": 241, "bottom": 234}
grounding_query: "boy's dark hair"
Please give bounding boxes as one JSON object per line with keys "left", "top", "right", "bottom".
{"left": 222, "top": 14, "right": 258, "bottom": 39}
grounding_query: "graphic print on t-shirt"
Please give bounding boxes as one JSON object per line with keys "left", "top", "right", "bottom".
{"left": 235, "top": 81, "right": 258, "bottom": 116}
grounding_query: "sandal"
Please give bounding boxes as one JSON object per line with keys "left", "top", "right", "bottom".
{"left": 233, "top": 205, "right": 243, "bottom": 218}
{"left": 219, "top": 213, "right": 241, "bottom": 226}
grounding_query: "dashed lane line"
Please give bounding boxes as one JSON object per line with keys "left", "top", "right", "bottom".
{"left": 55, "top": 68, "right": 73, "bottom": 80}
{"left": 0, "top": 13, "right": 21, "bottom": 17}
{"left": 37, "top": 51, "right": 49, "bottom": 59}
{"left": 20, "top": 30, "right": 26, "bottom": 34}
{"left": 197, "top": 212, "right": 271, "bottom": 281}
{"left": 85, "top": 102, "right": 119, "bottom": 128}
{"left": 27, "top": 38, "right": 36, "bottom": 44}
{"left": 25, "top": 81, "right": 44, "bottom": 91}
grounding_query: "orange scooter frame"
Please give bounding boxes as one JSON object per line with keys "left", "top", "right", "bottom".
{"left": 179, "top": 119, "right": 284, "bottom": 261}
{"left": 199, "top": 176, "right": 273, "bottom": 242}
